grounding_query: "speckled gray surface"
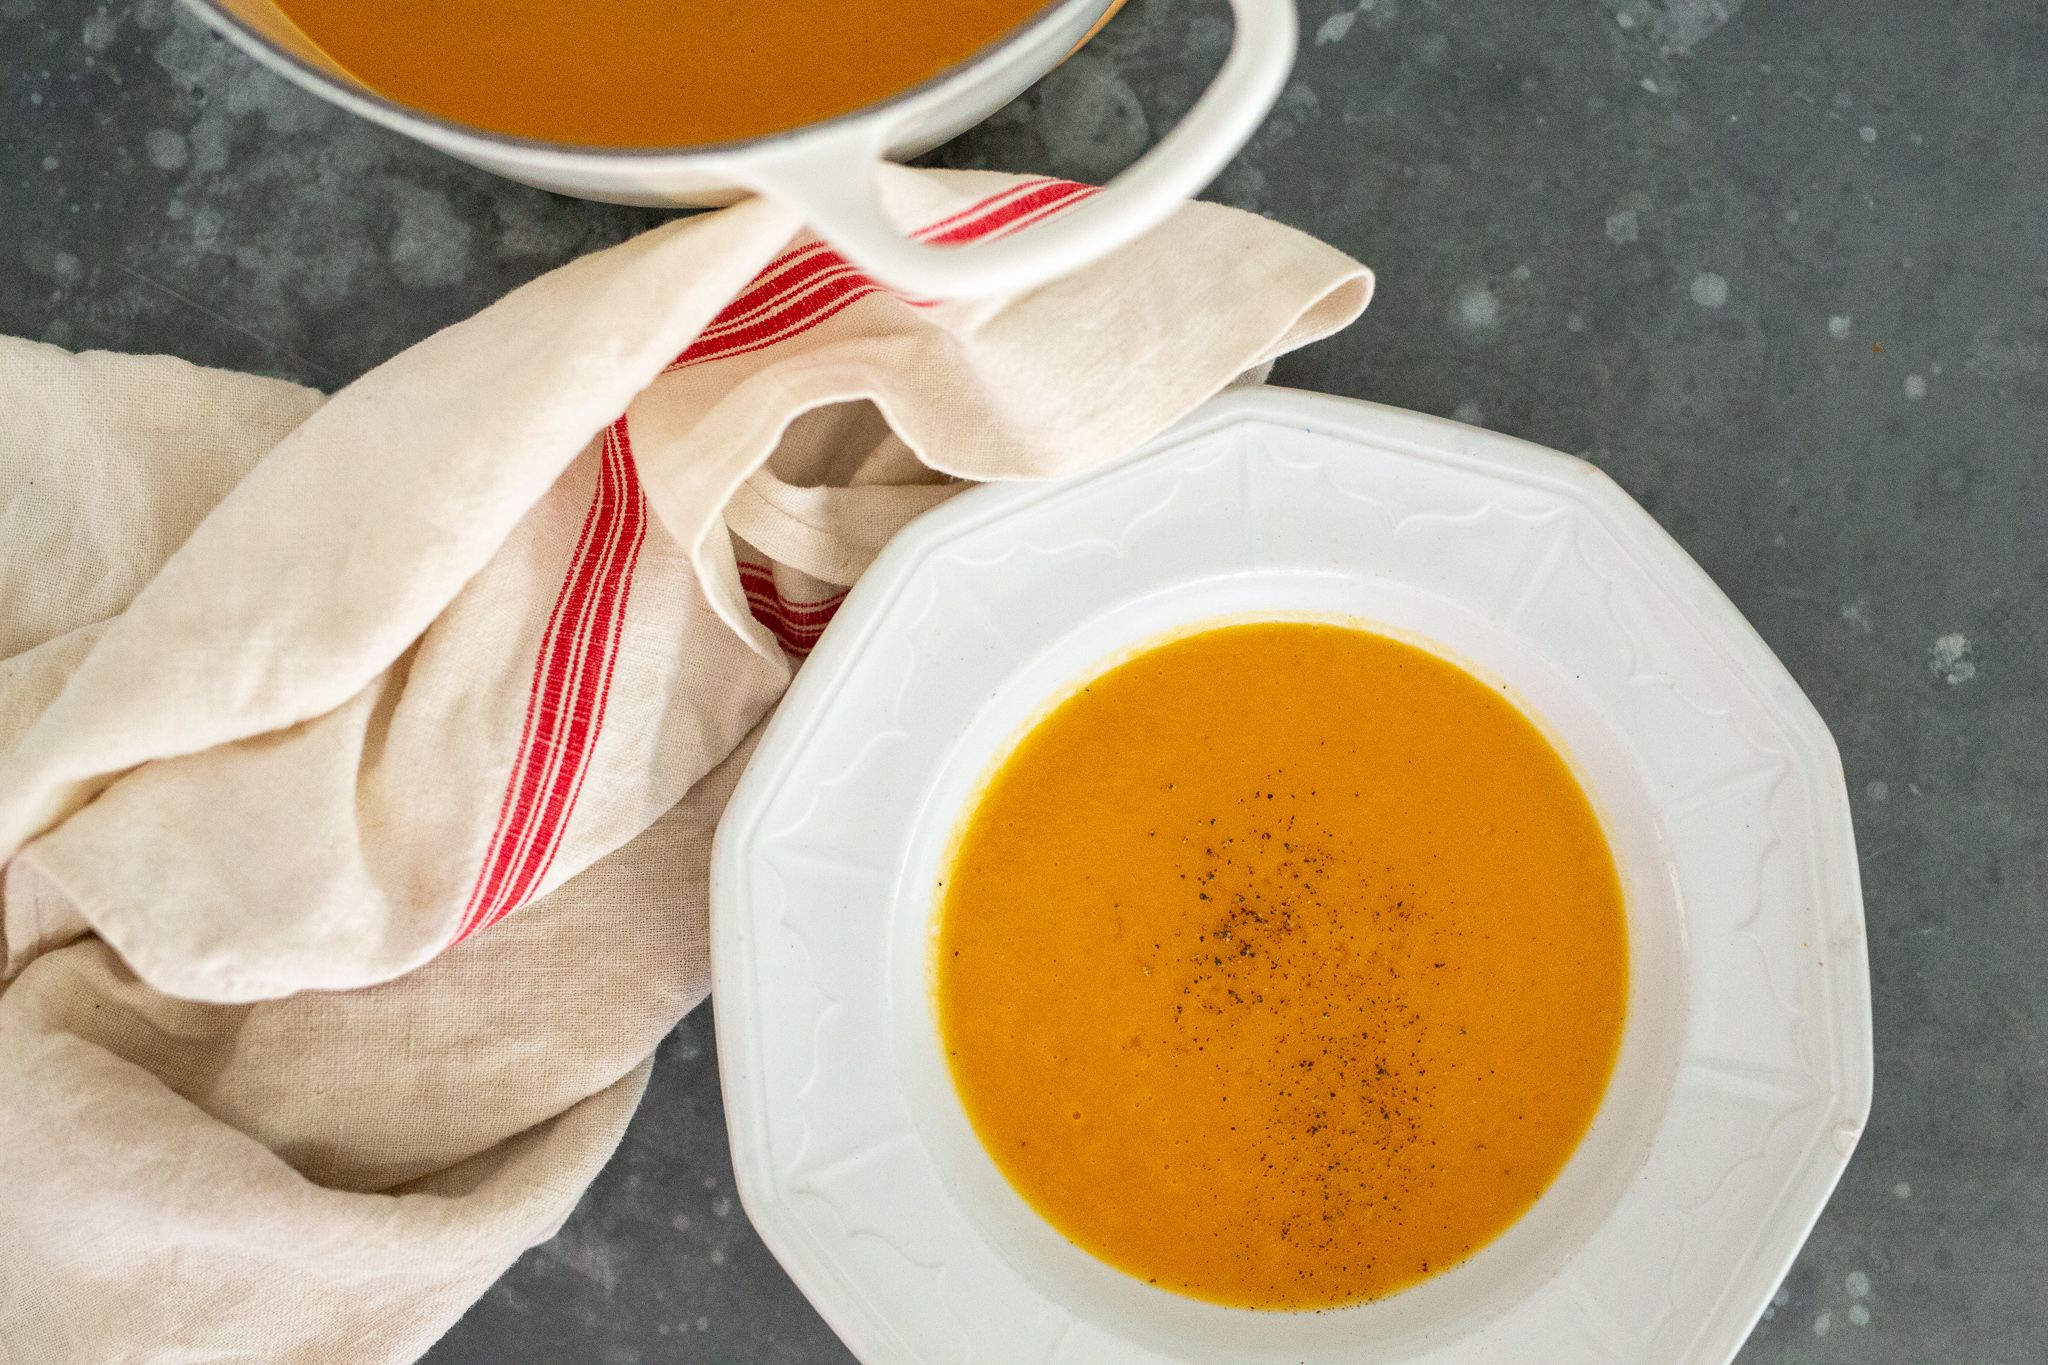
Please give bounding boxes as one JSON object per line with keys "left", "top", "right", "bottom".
{"left": 4, "top": 0, "right": 2045, "bottom": 1361}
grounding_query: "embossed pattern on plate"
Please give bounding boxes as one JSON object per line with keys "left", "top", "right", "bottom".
{"left": 712, "top": 388, "right": 1873, "bottom": 1365}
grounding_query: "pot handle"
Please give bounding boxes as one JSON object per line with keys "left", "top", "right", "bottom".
{"left": 739, "top": 0, "right": 1298, "bottom": 299}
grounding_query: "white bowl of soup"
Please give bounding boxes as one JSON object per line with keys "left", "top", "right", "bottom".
{"left": 179, "top": 0, "right": 1298, "bottom": 298}
{"left": 710, "top": 387, "right": 1872, "bottom": 1362}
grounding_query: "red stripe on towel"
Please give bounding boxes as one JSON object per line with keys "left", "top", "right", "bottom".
{"left": 454, "top": 417, "right": 649, "bottom": 942}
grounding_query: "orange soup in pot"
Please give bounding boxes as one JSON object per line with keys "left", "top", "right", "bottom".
{"left": 253, "top": 0, "right": 1065, "bottom": 147}
{"left": 935, "top": 621, "right": 1629, "bottom": 1308}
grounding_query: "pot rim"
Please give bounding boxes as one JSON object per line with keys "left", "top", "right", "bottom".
{"left": 180, "top": 0, "right": 1112, "bottom": 166}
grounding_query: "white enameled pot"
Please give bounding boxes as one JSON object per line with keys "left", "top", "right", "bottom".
{"left": 183, "top": 0, "right": 1299, "bottom": 298}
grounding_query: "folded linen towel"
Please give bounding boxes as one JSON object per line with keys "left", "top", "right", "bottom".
{"left": 0, "top": 166, "right": 1370, "bottom": 1362}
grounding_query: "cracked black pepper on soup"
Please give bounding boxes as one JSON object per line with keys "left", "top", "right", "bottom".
{"left": 935, "top": 621, "right": 1628, "bottom": 1307}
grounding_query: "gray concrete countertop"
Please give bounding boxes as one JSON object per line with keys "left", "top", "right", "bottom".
{"left": 4, "top": 0, "right": 2043, "bottom": 1361}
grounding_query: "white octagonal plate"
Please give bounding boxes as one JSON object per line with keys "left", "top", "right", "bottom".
{"left": 711, "top": 387, "right": 1873, "bottom": 1365}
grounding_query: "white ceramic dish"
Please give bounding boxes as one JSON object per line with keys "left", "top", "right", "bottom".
{"left": 711, "top": 387, "right": 1872, "bottom": 1364}
{"left": 182, "top": 0, "right": 1297, "bottom": 298}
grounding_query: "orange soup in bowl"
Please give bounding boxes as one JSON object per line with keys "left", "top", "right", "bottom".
{"left": 247, "top": 0, "right": 1067, "bottom": 147}
{"left": 935, "top": 621, "right": 1628, "bottom": 1308}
